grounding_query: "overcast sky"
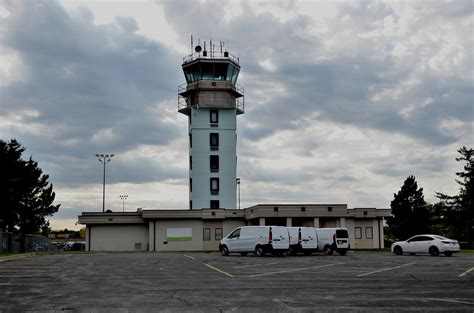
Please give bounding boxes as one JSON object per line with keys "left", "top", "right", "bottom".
{"left": 1, "top": 0, "right": 472, "bottom": 231}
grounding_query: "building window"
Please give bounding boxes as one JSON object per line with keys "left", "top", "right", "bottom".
{"left": 189, "top": 178, "right": 192, "bottom": 192}
{"left": 210, "top": 155, "right": 219, "bottom": 172}
{"left": 355, "top": 227, "right": 362, "bottom": 239}
{"left": 215, "top": 228, "right": 223, "bottom": 241}
{"left": 210, "top": 200, "right": 220, "bottom": 209}
{"left": 366, "top": 227, "right": 373, "bottom": 239}
{"left": 203, "top": 228, "right": 211, "bottom": 241}
{"left": 210, "top": 133, "right": 219, "bottom": 150}
{"left": 189, "top": 133, "right": 192, "bottom": 148}
{"left": 189, "top": 200, "right": 192, "bottom": 209}
{"left": 210, "top": 178, "right": 219, "bottom": 195}
{"left": 189, "top": 156, "right": 192, "bottom": 170}
{"left": 274, "top": 207, "right": 278, "bottom": 212}
{"left": 210, "top": 110, "right": 218, "bottom": 123}
{"left": 328, "top": 207, "right": 333, "bottom": 212}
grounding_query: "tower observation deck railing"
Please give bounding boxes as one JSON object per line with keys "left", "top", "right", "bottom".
{"left": 178, "top": 82, "right": 245, "bottom": 115}
{"left": 183, "top": 50, "right": 240, "bottom": 64}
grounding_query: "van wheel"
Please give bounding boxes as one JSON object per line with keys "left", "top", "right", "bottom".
{"left": 303, "top": 251, "right": 312, "bottom": 256}
{"left": 324, "top": 245, "right": 332, "bottom": 255}
{"left": 220, "top": 245, "right": 229, "bottom": 256}
{"left": 429, "top": 246, "right": 439, "bottom": 256}
{"left": 255, "top": 246, "right": 265, "bottom": 257}
{"left": 240, "top": 252, "right": 248, "bottom": 256}
{"left": 289, "top": 247, "right": 297, "bottom": 256}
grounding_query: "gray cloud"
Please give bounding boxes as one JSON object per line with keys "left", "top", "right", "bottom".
{"left": 1, "top": 0, "right": 185, "bottom": 186}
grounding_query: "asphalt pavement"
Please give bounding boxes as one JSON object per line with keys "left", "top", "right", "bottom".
{"left": 0, "top": 251, "right": 473, "bottom": 312}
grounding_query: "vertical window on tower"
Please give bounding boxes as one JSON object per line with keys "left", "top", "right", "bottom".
{"left": 210, "top": 200, "right": 220, "bottom": 209}
{"left": 210, "top": 133, "right": 219, "bottom": 150}
{"left": 210, "top": 178, "right": 219, "bottom": 195}
{"left": 210, "top": 155, "right": 219, "bottom": 172}
{"left": 210, "top": 110, "right": 218, "bottom": 124}
{"left": 189, "top": 133, "right": 192, "bottom": 148}
{"left": 189, "top": 156, "right": 192, "bottom": 170}
{"left": 189, "top": 178, "right": 192, "bottom": 193}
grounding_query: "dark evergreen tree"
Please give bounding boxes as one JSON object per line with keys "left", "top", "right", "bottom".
{"left": 386, "top": 175, "right": 430, "bottom": 240}
{"left": 0, "top": 139, "right": 60, "bottom": 244}
{"left": 436, "top": 146, "right": 473, "bottom": 247}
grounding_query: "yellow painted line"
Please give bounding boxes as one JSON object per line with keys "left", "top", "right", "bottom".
{"left": 203, "top": 263, "right": 235, "bottom": 278}
{"left": 233, "top": 262, "right": 279, "bottom": 269}
{"left": 357, "top": 262, "right": 415, "bottom": 277}
{"left": 459, "top": 267, "right": 474, "bottom": 277}
{"left": 428, "top": 298, "right": 474, "bottom": 306}
{"left": 182, "top": 254, "right": 195, "bottom": 260}
{"left": 247, "top": 262, "right": 345, "bottom": 278}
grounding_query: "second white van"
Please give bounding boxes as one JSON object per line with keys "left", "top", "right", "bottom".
{"left": 287, "top": 227, "right": 318, "bottom": 255}
{"left": 219, "top": 226, "right": 290, "bottom": 257}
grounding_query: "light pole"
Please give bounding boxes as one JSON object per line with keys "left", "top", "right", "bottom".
{"left": 236, "top": 178, "right": 241, "bottom": 210}
{"left": 96, "top": 154, "right": 114, "bottom": 213}
{"left": 119, "top": 195, "right": 128, "bottom": 213}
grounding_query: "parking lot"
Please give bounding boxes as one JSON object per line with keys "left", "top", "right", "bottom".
{"left": 0, "top": 251, "right": 473, "bottom": 312}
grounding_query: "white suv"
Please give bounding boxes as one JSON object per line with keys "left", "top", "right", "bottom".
{"left": 391, "top": 234, "right": 460, "bottom": 257}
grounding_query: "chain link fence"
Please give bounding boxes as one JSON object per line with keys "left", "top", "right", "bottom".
{"left": 0, "top": 232, "right": 58, "bottom": 254}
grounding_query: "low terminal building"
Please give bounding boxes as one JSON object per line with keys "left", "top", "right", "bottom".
{"left": 78, "top": 204, "right": 390, "bottom": 252}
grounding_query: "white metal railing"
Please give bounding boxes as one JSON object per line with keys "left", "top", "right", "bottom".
{"left": 183, "top": 50, "right": 240, "bottom": 64}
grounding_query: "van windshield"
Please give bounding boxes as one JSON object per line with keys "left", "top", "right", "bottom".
{"left": 336, "top": 229, "right": 348, "bottom": 238}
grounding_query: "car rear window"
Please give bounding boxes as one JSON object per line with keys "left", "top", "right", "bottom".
{"left": 336, "top": 229, "right": 348, "bottom": 238}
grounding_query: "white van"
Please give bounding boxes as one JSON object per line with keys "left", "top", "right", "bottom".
{"left": 315, "top": 228, "right": 350, "bottom": 255}
{"left": 219, "top": 226, "right": 290, "bottom": 257}
{"left": 287, "top": 227, "right": 318, "bottom": 255}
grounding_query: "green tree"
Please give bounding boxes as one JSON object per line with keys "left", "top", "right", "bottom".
{"left": 436, "top": 146, "right": 473, "bottom": 247}
{"left": 386, "top": 175, "right": 430, "bottom": 240}
{"left": 0, "top": 139, "right": 60, "bottom": 249}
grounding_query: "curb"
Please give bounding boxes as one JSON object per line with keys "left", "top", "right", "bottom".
{"left": 0, "top": 253, "right": 36, "bottom": 262}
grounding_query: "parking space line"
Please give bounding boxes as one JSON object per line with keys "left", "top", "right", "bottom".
{"left": 273, "top": 299, "right": 298, "bottom": 312}
{"left": 233, "top": 262, "right": 279, "bottom": 269}
{"left": 428, "top": 298, "right": 474, "bottom": 306}
{"left": 183, "top": 255, "right": 195, "bottom": 260}
{"left": 459, "top": 267, "right": 473, "bottom": 277}
{"left": 247, "top": 262, "right": 346, "bottom": 278}
{"left": 356, "top": 262, "right": 415, "bottom": 277}
{"left": 203, "top": 263, "right": 235, "bottom": 277}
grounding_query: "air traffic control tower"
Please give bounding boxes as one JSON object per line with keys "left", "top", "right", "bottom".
{"left": 178, "top": 40, "right": 244, "bottom": 210}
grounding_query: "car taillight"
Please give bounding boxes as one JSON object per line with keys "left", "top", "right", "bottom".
{"left": 269, "top": 227, "right": 273, "bottom": 244}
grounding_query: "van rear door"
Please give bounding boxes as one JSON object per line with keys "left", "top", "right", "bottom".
{"left": 300, "top": 227, "right": 318, "bottom": 250}
{"left": 270, "top": 226, "right": 289, "bottom": 250}
{"left": 335, "top": 229, "right": 349, "bottom": 249}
